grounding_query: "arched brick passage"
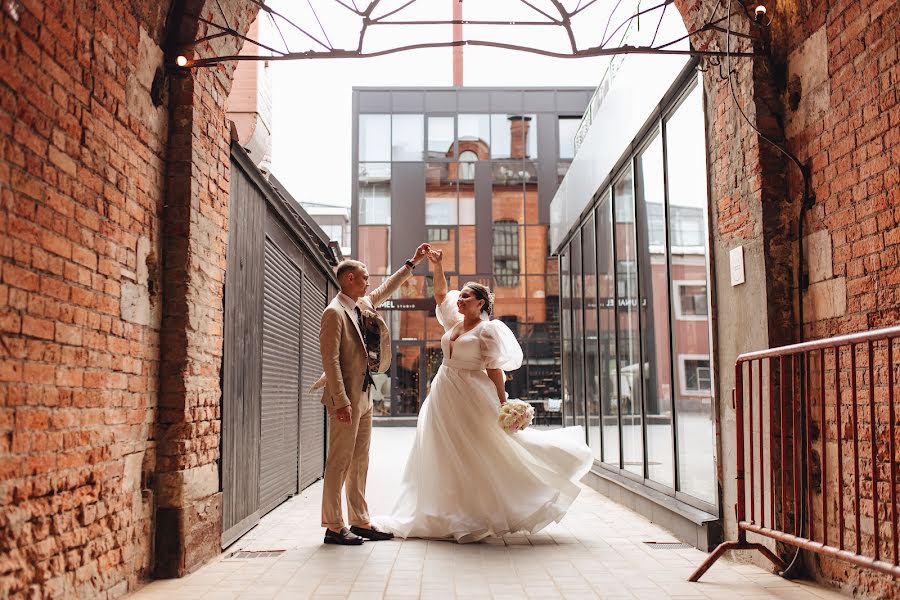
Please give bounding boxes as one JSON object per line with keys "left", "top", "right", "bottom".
{"left": 1, "top": 0, "right": 897, "bottom": 596}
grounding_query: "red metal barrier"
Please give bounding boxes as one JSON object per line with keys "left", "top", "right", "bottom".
{"left": 690, "top": 325, "right": 900, "bottom": 582}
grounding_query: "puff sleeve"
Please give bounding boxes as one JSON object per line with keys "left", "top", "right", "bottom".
{"left": 479, "top": 319, "right": 523, "bottom": 371}
{"left": 435, "top": 290, "right": 464, "bottom": 332}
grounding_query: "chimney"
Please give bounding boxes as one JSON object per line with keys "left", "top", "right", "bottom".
{"left": 452, "top": 0, "right": 463, "bottom": 86}
{"left": 509, "top": 116, "right": 532, "bottom": 159}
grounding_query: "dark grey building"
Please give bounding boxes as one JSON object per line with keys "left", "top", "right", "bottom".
{"left": 351, "top": 87, "right": 592, "bottom": 419}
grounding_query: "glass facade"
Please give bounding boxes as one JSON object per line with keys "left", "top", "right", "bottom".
{"left": 354, "top": 88, "right": 591, "bottom": 422}
{"left": 557, "top": 74, "right": 716, "bottom": 508}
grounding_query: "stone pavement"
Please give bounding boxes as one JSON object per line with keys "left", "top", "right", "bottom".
{"left": 128, "top": 428, "right": 850, "bottom": 600}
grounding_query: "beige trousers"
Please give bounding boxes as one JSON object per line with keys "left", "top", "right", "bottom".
{"left": 321, "top": 403, "right": 373, "bottom": 529}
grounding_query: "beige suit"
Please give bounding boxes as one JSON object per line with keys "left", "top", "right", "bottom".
{"left": 319, "top": 265, "right": 412, "bottom": 529}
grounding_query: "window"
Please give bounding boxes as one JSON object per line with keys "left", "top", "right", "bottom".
{"left": 427, "top": 116, "right": 455, "bottom": 159}
{"left": 646, "top": 202, "right": 665, "bottom": 247}
{"left": 680, "top": 357, "right": 712, "bottom": 394}
{"left": 670, "top": 205, "right": 705, "bottom": 247}
{"left": 493, "top": 220, "right": 519, "bottom": 287}
{"left": 559, "top": 116, "right": 581, "bottom": 160}
{"left": 358, "top": 163, "right": 391, "bottom": 224}
{"left": 615, "top": 260, "right": 638, "bottom": 302}
{"left": 458, "top": 114, "right": 490, "bottom": 155}
{"left": 675, "top": 282, "right": 708, "bottom": 318}
{"left": 458, "top": 150, "right": 477, "bottom": 180}
{"left": 359, "top": 114, "right": 390, "bottom": 161}
{"left": 391, "top": 114, "right": 424, "bottom": 161}
{"left": 425, "top": 197, "right": 454, "bottom": 225}
{"left": 427, "top": 228, "right": 450, "bottom": 242}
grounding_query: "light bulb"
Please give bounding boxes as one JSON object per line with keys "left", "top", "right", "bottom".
{"left": 754, "top": 5, "right": 767, "bottom": 15}
{"left": 175, "top": 55, "right": 188, "bottom": 67}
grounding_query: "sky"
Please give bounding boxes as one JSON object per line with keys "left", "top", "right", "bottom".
{"left": 265, "top": 0, "right": 633, "bottom": 208}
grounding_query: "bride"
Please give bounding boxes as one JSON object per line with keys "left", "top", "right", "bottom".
{"left": 378, "top": 249, "right": 593, "bottom": 543}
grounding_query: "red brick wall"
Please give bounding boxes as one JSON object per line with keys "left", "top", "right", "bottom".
{"left": 675, "top": 0, "right": 899, "bottom": 596}
{"left": 777, "top": 0, "right": 899, "bottom": 595}
{"left": 155, "top": 0, "right": 257, "bottom": 580}
{"left": 0, "top": 0, "right": 256, "bottom": 596}
{"left": 0, "top": 2, "right": 172, "bottom": 596}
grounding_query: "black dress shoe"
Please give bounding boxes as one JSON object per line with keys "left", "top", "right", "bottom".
{"left": 350, "top": 525, "right": 395, "bottom": 541}
{"left": 324, "top": 527, "right": 365, "bottom": 545}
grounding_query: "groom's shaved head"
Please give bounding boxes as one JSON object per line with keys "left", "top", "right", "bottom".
{"left": 336, "top": 259, "right": 366, "bottom": 281}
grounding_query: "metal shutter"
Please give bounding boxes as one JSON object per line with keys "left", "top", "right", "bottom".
{"left": 259, "top": 239, "right": 302, "bottom": 516}
{"left": 222, "top": 160, "right": 265, "bottom": 548}
{"left": 299, "top": 276, "right": 327, "bottom": 490}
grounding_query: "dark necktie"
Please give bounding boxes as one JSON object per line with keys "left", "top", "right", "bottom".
{"left": 355, "top": 306, "right": 375, "bottom": 392}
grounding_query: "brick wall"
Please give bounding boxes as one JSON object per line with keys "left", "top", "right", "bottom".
{"left": 778, "top": 0, "right": 899, "bottom": 595}
{"left": 0, "top": 0, "right": 256, "bottom": 596}
{"left": 674, "top": 0, "right": 899, "bottom": 596}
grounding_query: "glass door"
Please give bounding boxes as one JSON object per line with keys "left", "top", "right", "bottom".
{"left": 392, "top": 342, "right": 424, "bottom": 416}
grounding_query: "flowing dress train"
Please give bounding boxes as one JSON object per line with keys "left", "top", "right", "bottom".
{"left": 378, "top": 291, "right": 593, "bottom": 542}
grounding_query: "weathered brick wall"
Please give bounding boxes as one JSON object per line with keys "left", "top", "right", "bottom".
{"left": 153, "top": 0, "right": 257, "bottom": 581}
{"left": 675, "top": 0, "right": 899, "bottom": 596}
{"left": 0, "top": 1, "right": 172, "bottom": 596}
{"left": 778, "top": 0, "right": 899, "bottom": 596}
{"left": 0, "top": 0, "right": 255, "bottom": 596}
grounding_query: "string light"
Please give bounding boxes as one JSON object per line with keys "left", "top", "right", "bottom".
{"left": 176, "top": 55, "right": 188, "bottom": 67}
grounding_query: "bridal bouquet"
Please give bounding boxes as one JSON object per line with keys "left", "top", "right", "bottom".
{"left": 498, "top": 399, "right": 535, "bottom": 434}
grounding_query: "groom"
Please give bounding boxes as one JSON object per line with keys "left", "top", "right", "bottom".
{"left": 318, "top": 243, "right": 431, "bottom": 545}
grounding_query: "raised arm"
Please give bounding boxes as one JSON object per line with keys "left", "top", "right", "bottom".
{"left": 428, "top": 249, "right": 447, "bottom": 305}
{"left": 368, "top": 243, "right": 431, "bottom": 308}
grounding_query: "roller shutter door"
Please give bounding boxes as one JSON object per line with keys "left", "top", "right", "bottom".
{"left": 259, "top": 239, "right": 301, "bottom": 516}
{"left": 299, "top": 276, "right": 327, "bottom": 490}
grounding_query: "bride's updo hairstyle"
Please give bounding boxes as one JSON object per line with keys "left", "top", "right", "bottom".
{"left": 463, "top": 282, "right": 494, "bottom": 317}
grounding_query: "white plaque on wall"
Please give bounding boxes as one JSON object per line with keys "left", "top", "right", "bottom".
{"left": 730, "top": 246, "right": 745, "bottom": 286}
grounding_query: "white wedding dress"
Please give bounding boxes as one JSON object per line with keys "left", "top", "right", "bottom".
{"left": 378, "top": 290, "right": 593, "bottom": 543}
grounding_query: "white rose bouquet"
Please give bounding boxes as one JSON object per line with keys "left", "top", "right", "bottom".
{"left": 498, "top": 399, "right": 535, "bottom": 434}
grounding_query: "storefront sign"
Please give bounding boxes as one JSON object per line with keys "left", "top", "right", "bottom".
{"left": 380, "top": 298, "right": 437, "bottom": 311}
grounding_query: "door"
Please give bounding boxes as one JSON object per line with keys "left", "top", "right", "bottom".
{"left": 392, "top": 342, "right": 424, "bottom": 416}
{"left": 299, "top": 275, "right": 327, "bottom": 490}
{"left": 222, "top": 158, "right": 265, "bottom": 548}
{"left": 259, "top": 239, "right": 302, "bottom": 516}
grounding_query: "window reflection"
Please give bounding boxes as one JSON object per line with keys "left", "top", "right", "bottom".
{"left": 560, "top": 252, "right": 575, "bottom": 427}
{"left": 571, "top": 231, "right": 586, "bottom": 429}
{"left": 359, "top": 114, "right": 390, "bottom": 162}
{"left": 427, "top": 116, "right": 455, "bottom": 159}
{"left": 392, "top": 114, "right": 424, "bottom": 161}
{"left": 559, "top": 116, "right": 581, "bottom": 160}
{"left": 595, "top": 195, "right": 619, "bottom": 465}
{"left": 357, "top": 226, "right": 390, "bottom": 275}
{"left": 614, "top": 165, "right": 643, "bottom": 477}
{"left": 458, "top": 114, "right": 491, "bottom": 158}
{"left": 358, "top": 163, "right": 391, "bottom": 225}
{"left": 582, "top": 217, "right": 601, "bottom": 455}
{"left": 458, "top": 151, "right": 477, "bottom": 180}
{"left": 493, "top": 221, "right": 520, "bottom": 287}
{"left": 636, "top": 131, "right": 674, "bottom": 488}
{"left": 667, "top": 83, "right": 715, "bottom": 504}
{"left": 554, "top": 75, "right": 714, "bottom": 507}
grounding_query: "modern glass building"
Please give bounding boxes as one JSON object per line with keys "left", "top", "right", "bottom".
{"left": 551, "top": 52, "right": 719, "bottom": 542}
{"left": 352, "top": 87, "right": 592, "bottom": 419}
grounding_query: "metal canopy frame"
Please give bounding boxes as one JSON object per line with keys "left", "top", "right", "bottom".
{"left": 179, "top": 0, "right": 760, "bottom": 67}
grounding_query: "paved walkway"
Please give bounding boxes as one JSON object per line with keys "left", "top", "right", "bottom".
{"left": 129, "top": 428, "right": 849, "bottom": 600}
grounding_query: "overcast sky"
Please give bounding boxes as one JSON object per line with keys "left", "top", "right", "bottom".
{"left": 266, "top": 0, "right": 630, "bottom": 208}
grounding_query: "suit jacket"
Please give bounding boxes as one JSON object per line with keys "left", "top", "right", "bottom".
{"left": 316, "top": 265, "right": 413, "bottom": 410}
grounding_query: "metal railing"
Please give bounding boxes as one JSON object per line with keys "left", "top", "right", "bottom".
{"left": 691, "top": 325, "right": 900, "bottom": 581}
